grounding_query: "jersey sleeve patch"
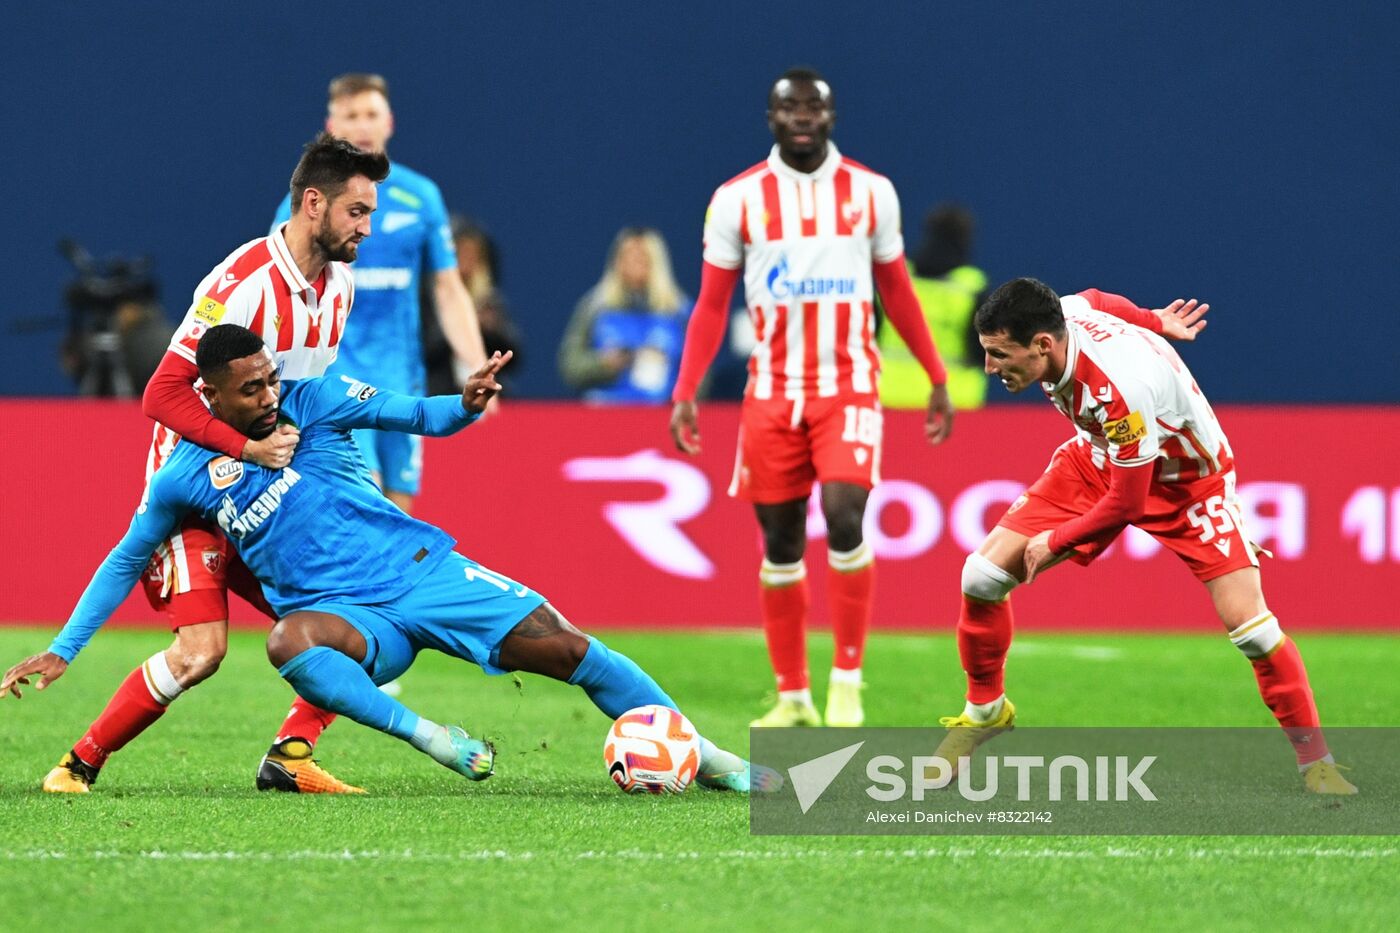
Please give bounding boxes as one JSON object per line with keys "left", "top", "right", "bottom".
{"left": 1104, "top": 410, "right": 1147, "bottom": 446}
{"left": 194, "top": 297, "right": 227, "bottom": 325}
{"left": 340, "top": 374, "right": 379, "bottom": 401}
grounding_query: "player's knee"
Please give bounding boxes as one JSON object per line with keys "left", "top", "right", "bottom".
{"left": 554, "top": 632, "right": 593, "bottom": 682}
{"left": 962, "top": 552, "right": 1018, "bottom": 603}
{"left": 266, "top": 618, "right": 308, "bottom": 668}
{"left": 167, "top": 645, "right": 224, "bottom": 686}
{"left": 760, "top": 525, "right": 806, "bottom": 563}
{"left": 824, "top": 511, "right": 864, "bottom": 552}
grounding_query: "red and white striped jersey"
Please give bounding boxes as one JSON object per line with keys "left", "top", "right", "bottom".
{"left": 147, "top": 224, "right": 355, "bottom": 476}
{"left": 1045, "top": 295, "right": 1234, "bottom": 483}
{"left": 703, "top": 143, "right": 903, "bottom": 402}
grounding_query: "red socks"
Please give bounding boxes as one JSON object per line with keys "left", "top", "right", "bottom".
{"left": 828, "top": 543, "right": 874, "bottom": 673}
{"left": 276, "top": 697, "right": 338, "bottom": 746}
{"left": 74, "top": 654, "right": 182, "bottom": 768}
{"left": 1250, "top": 637, "right": 1329, "bottom": 765}
{"left": 957, "top": 594, "right": 1014, "bottom": 704}
{"left": 760, "top": 559, "right": 810, "bottom": 692}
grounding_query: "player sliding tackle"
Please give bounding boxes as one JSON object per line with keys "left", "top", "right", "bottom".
{"left": 933, "top": 279, "right": 1355, "bottom": 795}
{"left": 2, "top": 324, "right": 779, "bottom": 794}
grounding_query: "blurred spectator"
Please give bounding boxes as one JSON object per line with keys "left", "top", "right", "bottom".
{"left": 877, "top": 204, "right": 988, "bottom": 410}
{"left": 422, "top": 215, "right": 522, "bottom": 396}
{"left": 559, "top": 227, "right": 693, "bottom": 403}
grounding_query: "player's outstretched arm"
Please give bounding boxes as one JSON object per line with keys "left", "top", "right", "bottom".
{"left": 1153, "top": 298, "right": 1209, "bottom": 341}
{"left": 3, "top": 490, "right": 183, "bottom": 698}
{"left": 0, "top": 652, "right": 68, "bottom": 699}
{"left": 323, "top": 352, "right": 512, "bottom": 437}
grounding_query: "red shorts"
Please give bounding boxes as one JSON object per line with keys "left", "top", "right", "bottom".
{"left": 729, "top": 394, "right": 883, "bottom": 504}
{"left": 140, "top": 515, "right": 275, "bottom": 629}
{"left": 998, "top": 440, "right": 1261, "bottom": 582}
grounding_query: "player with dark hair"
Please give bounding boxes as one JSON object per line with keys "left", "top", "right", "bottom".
{"left": 272, "top": 73, "right": 487, "bottom": 517}
{"left": 670, "top": 67, "right": 952, "bottom": 728}
{"left": 932, "top": 278, "right": 1355, "bottom": 795}
{"left": 2, "top": 326, "right": 777, "bottom": 795}
{"left": 23, "top": 133, "right": 389, "bottom": 796}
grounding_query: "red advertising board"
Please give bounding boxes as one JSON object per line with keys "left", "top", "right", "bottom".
{"left": 3, "top": 400, "right": 1398, "bottom": 631}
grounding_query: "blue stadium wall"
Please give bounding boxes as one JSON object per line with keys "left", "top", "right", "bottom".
{"left": 4, "top": 2, "right": 1396, "bottom": 401}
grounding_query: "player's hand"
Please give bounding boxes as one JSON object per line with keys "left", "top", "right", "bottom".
{"left": 925, "top": 384, "right": 954, "bottom": 444}
{"left": 1022, "top": 531, "right": 1056, "bottom": 585}
{"left": 0, "top": 652, "right": 69, "bottom": 700}
{"left": 243, "top": 424, "right": 300, "bottom": 469}
{"left": 1155, "top": 299, "right": 1209, "bottom": 342}
{"left": 462, "top": 350, "right": 512, "bottom": 415}
{"left": 670, "top": 400, "right": 701, "bottom": 455}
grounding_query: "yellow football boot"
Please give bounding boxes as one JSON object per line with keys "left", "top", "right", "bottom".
{"left": 256, "top": 739, "right": 366, "bottom": 794}
{"left": 824, "top": 679, "right": 865, "bottom": 728}
{"left": 1303, "top": 760, "right": 1358, "bottom": 795}
{"left": 927, "top": 698, "right": 1017, "bottom": 781}
{"left": 42, "top": 750, "right": 99, "bottom": 794}
{"left": 750, "top": 697, "right": 822, "bottom": 728}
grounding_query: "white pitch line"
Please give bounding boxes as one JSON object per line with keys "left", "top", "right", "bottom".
{"left": 4, "top": 846, "right": 1395, "bottom": 863}
{"left": 1009, "top": 642, "right": 1125, "bottom": 661}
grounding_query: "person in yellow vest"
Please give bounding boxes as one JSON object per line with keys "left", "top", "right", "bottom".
{"left": 878, "top": 205, "right": 988, "bottom": 410}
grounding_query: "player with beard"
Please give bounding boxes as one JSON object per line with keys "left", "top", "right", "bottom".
{"left": 26, "top": 133, "right": 390, "bottom": 795}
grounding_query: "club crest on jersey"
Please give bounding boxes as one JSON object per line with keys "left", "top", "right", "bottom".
{"left": 202, "top": 549, "right": 224, "bottom": 574}
{"left": 1104, "top": 411, "right": 1147, "bottom": 446}
{"left": 207, "top": 456, "right": 244, "bottom": 490}
{"left": 840, "top": 200, "right": 864, "bottom": 228}
{"left": 194, "top": 297, "right": 227, "bottom": 325}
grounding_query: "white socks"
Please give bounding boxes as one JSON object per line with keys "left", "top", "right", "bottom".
{"left": 963, "top": 695, "right": 1005, "bottom": 724}
{"left": 408, "top": 717, "right": 454, "bottom": 763}
{"left": 1229, "top": 611, "right": 1284, "bottom": 659}
{"left": 829, "top": 667, "right": 862, "bottom": 686}
{"left": 143, "top": 652, "right": 185, "bottom": 705}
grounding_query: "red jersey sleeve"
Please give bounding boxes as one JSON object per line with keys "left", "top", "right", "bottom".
{"left": 1076, "top": 288, "right": 1163, "bottom": 334}
{"left": 1048, "top": 459, "right": 1153, "bottom": 554}
{"left": 874, "top": 257, "right": 947, "bottom": 385}
{"left": 672, "top": 261, "right": 742, "bottom": 401}
{"left": 142, "top": 352, "right": 250, "bottom": 460}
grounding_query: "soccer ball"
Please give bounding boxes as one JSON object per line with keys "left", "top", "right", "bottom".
{"left": 603, "top": 705, "right": 701, "bottom": 794}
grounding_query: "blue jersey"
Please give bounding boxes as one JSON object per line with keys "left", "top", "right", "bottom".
{"left": 50, "top": 377, "right": 478, "bottom": 662}
{"left": 272, "top": 161, "right": 457, "bottom": 394}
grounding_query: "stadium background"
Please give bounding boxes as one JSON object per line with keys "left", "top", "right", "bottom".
{"left": 2, "top": 2, "right": 1397, "bottom": 629}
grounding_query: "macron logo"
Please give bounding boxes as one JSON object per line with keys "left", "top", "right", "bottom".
{"left": 789, "top": 741, "right": 864, "bottom": 814}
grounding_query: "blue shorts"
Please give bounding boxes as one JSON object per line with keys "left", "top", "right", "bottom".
{"left": 299, "top": 552, "right": 547, "bottom": 684}
{"left": 352, "top": 427, "right": 423, "bottom": 495}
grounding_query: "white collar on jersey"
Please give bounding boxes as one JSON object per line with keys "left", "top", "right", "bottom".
{"left": 1044, "top": 321, "right": 1080, "bottom": 397}
{"left": 766, "top": 141, "right": 842, "bottom": 181}
{"left": 268, "top": 223, "right": 315, "bottom": 293}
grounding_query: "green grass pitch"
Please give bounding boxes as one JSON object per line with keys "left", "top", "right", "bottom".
{"left": 1, "top": 626, "right": 1395, "bottom": 931}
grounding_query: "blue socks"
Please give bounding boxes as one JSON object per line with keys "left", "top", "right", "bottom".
{"left": 279, "top": 646, "right": 421, "bottom": 742}
{"left": 567, "top": 638, "right": 677, "bottom": 719}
